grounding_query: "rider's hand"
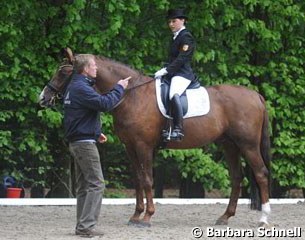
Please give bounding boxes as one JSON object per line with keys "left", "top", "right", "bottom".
{"left": 118, "top": 76, "right": 131, "bottom": 89}
{"left": 154, "top": 68, "right": 168, "bottom": 79}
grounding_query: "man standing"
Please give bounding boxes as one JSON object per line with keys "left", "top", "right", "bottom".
{"left": 63, "top": 54, "right": 129, "bottom": 237}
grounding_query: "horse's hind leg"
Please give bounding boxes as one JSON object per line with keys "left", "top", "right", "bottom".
{"left": 216, "top": 140, "right": 242, "bottom": 225}
{"left": 242, "top": 147, "right": 271, "bottom": 225}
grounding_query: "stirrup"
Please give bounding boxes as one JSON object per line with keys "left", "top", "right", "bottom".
{"left": 162, "top": 128, "right": 171, "bottom": 142}
{"left": 170, "top": 129, "right": 184, "bottom": 141}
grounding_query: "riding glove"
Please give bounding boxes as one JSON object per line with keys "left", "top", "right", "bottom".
{"left": 154, "top": 68, "right": 168, "bottom": 78}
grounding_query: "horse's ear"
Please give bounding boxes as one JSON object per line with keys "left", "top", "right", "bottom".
{"left": 63, "top": 47, "right": 75, "bottom": 64}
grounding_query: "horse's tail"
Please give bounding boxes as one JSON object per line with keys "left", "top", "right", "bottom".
{"left": 250, "top": 94, "right": 272, "bottom": 210}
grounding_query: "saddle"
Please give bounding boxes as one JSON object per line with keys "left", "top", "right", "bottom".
{"left": 160, "top": 76, "right": 201, "bottom": 116}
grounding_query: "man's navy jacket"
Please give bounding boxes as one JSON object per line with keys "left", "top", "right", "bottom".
{"left": 63, "top": 74, "right": 124, "bottom": 143}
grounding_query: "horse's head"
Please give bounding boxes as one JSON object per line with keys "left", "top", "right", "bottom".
{"left": 39, "top": 48, "right": 74, "bottom": 107}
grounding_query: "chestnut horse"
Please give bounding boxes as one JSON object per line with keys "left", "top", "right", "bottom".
{"left": 39, "top": 48, "right": 271, "bottom": 227}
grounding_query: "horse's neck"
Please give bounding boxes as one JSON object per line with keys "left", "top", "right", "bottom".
{"left": 95, "top": 57, "right": 139, "bottom": 93}
{"left": 94, "top": 56, "right": 157, "bottom": 119}
{"left": 113, "top": 75, "right": 155, "bottom": 114}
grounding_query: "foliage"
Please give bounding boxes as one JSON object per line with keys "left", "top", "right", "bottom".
{"left": 0, "top": 0, "right": 304, "bottom": 195}
{"left": 159, "top": 149, "right": 230, "bottom": 195}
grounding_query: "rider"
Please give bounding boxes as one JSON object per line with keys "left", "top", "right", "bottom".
{"left": 154, "top": 9, "right": 196, "bottom": 141}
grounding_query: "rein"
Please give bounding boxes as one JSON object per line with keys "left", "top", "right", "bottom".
{"left": 110, "top": 75, "right": 155, "bottom": 111}
{"left": 126, "top": 75, "right": 155, "bottom": 91}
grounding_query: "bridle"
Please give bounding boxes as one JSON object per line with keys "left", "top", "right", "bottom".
{"left": 46, "top": 82, "right": 60, "bottom": 93}
{"left": 46, "top": 64, "right": 74, "bottom": 103}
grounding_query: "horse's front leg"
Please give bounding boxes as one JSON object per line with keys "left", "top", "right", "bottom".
{"left": 128, "top": 175, "right": 145, "bottom": 225}
{"left": 137, "top": 144, "right": 155, "bottom": 227}
{"left": 126, "top": 146, "right": 145, "bottom": 225}
{"left": 141, "top": 174, "right": 154, "bottom": 227}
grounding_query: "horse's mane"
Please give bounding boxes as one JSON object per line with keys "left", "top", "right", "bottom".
{"left": 96, "top": 55, "right": 142, "bottom": 76}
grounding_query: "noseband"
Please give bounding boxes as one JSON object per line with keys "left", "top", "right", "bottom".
{"left": 46, "top": 82, "right": 60, "bottom": 93}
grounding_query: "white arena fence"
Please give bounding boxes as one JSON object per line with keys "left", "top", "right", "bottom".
{"left": 0, "top": 198, "right": 304, "bottom": 206}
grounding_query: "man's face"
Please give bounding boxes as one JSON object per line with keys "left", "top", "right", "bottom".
{"left": 84, "top": 58, "right": 97, "bottom": 78}
{"left": 168, "top": 18, "right": 185, "bottom": 33}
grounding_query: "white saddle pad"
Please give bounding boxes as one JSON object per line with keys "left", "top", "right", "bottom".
{"left": 155, "top": 78, "right": 210, "bottom": 119}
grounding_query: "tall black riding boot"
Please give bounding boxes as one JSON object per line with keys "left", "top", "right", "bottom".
{"left": 170, "top": 94, "right": 184, "bottom": 141}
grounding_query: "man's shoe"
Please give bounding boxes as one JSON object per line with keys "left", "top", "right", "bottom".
{"left": 75, "top": 228, "right": 104, "bottom": 238}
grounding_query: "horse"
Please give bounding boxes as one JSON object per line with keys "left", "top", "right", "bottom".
{"left": 39, "top": 48, "right": 272, "bottom": 227}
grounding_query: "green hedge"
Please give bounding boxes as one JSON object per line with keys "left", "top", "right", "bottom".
{"left": 0, "top": 0, "right": 304, "bottom": 194}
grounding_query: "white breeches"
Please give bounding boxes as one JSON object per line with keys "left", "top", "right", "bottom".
{"left": 169, "top": 76, "right": 191, "bottom": 99}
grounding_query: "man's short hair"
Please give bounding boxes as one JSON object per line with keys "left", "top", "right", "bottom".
{"left": 74, "top": 54, "right": 95, "bottom": 74}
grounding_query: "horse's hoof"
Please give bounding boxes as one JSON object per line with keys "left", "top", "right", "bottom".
{"left": 128, "top": 219, "right": 151, "bottom": 228}
{"left": 139, "top": 220, "right": 152, "bottom": 228}
{"left": 215, "top": 218, "right": 228, "bottom": 225}
{"left": 128, "top": 219, "right": 140, "bottom": 226}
